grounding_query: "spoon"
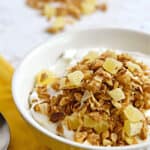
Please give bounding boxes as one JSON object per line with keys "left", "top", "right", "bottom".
{"left": 0, "top": 113, "right": 10, "bottom": 150}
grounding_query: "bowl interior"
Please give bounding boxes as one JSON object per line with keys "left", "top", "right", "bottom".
{"left": 12, "top": 28, "right": 150, "bottom": 150}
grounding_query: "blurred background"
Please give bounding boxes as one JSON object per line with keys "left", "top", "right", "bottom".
{"left": 0, "top": 0, "right": 150, "bottom": 66}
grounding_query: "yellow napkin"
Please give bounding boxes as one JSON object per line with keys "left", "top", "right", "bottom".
{"left": 0, "top": 56, "right": 48, "bottom": 150}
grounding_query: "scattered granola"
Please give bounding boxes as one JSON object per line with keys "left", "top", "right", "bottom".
{"left": 29, "top": 50, "right": 150, "bottom": 146}
{"left": 26, "top": 0, "right": 107, "bottom": 34}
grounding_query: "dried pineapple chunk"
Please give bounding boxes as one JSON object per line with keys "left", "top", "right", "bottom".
{"left": 126, "top": 61, "right": 142, "bottom": 73}
{"left": 85, "top": 0, "right": 97, "bottom": 5}
{"left": 103, "top": 58, "right": 122, "bottom": 74}
{"left": 102, "top": 139, "right": 112, "bottom": 146}
{"left": 67, "top": 70, "right": 84, "bottom": 86}
{"left": 124, "top": 136, "right": 137, "bottom": 144}
{"left": 48, "top": 17, "right": 65, "bottom": 33}
{"left": 81, "top": 0, "right": 97, "bottom": 14}
{"left": 59, "top": 72, "right": 83, "bottom": 89}
{"left": 36, "top": 70, "right": 57, "bottom": 86}
{"left": 43, "top": 4, "right": 56, "bottom": 19}
{"left": 84, "top": 51, "right": 99, "bottom": 62}
{"left": 83, "top": 115, "right": 109, "bottom": 134}
{"left": 124, "top": 120, "right": 143, "bottom": 136}
{"left": 123, "top": 105, "right": 144, "bottom": 122}
{"left": 109, "top": 88, "right": 125, "bottom": 101}
{"left": 65, "top": 113, "right": 82, "bottom": 130}
{"left": 83, "top": 115, "right": 95, "bottom": 128}
{"left": 94, "top": 120, "right": 109, "bottom": 134}
{"left": 53, "top": 16, "right": 65, "bottom": 29}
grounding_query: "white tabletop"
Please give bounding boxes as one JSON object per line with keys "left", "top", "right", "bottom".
{"left": 0, "top": 0, "right": 150, "bottom": 67}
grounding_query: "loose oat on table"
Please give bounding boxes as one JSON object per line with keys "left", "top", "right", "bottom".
{"left": 29, "top": 50, "right": 150, "bottom": 146}
{"left": 26, "top": 0, "right": 107, "bottom": 33}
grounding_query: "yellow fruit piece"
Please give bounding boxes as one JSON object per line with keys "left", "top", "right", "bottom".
{"left": 102, "top": 139, "right": 112, "bottom": 146}
{"left": 85, "top": 0, "right": 97, "bottom": 5}
{"left": 83, "top": 115, "right": 109, "bottom": 134}
{"left": 123, "top": 105, "right": 144, "bottom": 122}
{"left": 83, "top": 115, "right": 95, "bottom": 128}
{"left": 43, "top": 4, "right": 56, "bottom": 19}
{"left": 67, "top": 70, "right": 84, "bottom": 86}
{"left": 124, "top": 120, "right": 143, "bottom": 136}
{"left": 126, "top": 61, "right": 142, "bottom": 73}
{"left": 53, "top": 17, "right": 65, "bottom": 28}
{"left": 124, "top": 136, "right": 137, "bottom": 145}
{"left": 109, "top": 88, "right": 125, "bottom": 101}
{"left": 36, "top": 70, "right": 57, "bottom": 86}
{"left": 94, "top": 120, "right": 109, "bottom": 134}
{"left": 81, "top": 0, "right": 97, "bottom": 14}
{"left": 103, "top": 58, "right": 122, "bottom": 74}
{"left": 59, "top": 77, "right": 78, "bottom": 89}
{"left": 66, "top": 113, "right": 82, "bottom": 130}
{"left": 84, "top": 51, "right": 99, "bottom": 62}
{"left": 48, "top": 17, "right": 65, "bottom": 33}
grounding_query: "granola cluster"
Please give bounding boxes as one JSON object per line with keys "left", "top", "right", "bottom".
{"left": 30, "top": 50, "right": 150, "bottom": 146}
{"left": 26, "top": 0, "right": 107, "bottom": 33}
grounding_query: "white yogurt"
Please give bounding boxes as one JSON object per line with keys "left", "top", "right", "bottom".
{"left": 29, "top": 91, "right": 39, "bottom": 104}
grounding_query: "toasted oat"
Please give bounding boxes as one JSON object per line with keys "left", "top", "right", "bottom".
{"left": 140, "top": 121, "right": 148, "bottom": 140}
{"left": 74, "top": 131, "right": 87, "bottom": 143}
{"left": 87, "top": 133, "right": 100, "bottom": 145}
{"left": 50, "top": 112, "right": 65, "bottom": 122}
{"left": 97, "top": 3, "right": 107, "bottom": 12}
{"left": 146, "top": 116, "right": 150, "bottom": 125}
{"left": 110, "top": 133, "right": 118, "bottom": 143}
{"left": 56, "top": 123, "right": 64, "bottom": 136}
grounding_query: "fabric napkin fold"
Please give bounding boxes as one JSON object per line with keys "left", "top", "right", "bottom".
{"left": 0, "top": 56, "right": 48, "bottom": 150}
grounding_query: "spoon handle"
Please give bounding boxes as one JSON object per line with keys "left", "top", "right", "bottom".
{"left": 0, "top": 113, "right": 10, "bottom": 150}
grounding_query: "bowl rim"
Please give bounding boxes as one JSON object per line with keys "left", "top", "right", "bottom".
{"left": 12, "top": 28, "right": 150, "bottom": 150}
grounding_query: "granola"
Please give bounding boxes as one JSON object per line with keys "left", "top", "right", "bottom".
{"left": 26, "top": 0, "right": 107, "bottom": 34}
{"left": 29, "top": 50, "right": 150, "bottom": 146}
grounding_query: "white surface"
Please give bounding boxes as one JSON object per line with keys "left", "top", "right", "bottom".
{"left": 12, "top": 28, "right": 150, "bottom": 150}
{"left": 0, "top": 0, "right": 150, "bottom": 66}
